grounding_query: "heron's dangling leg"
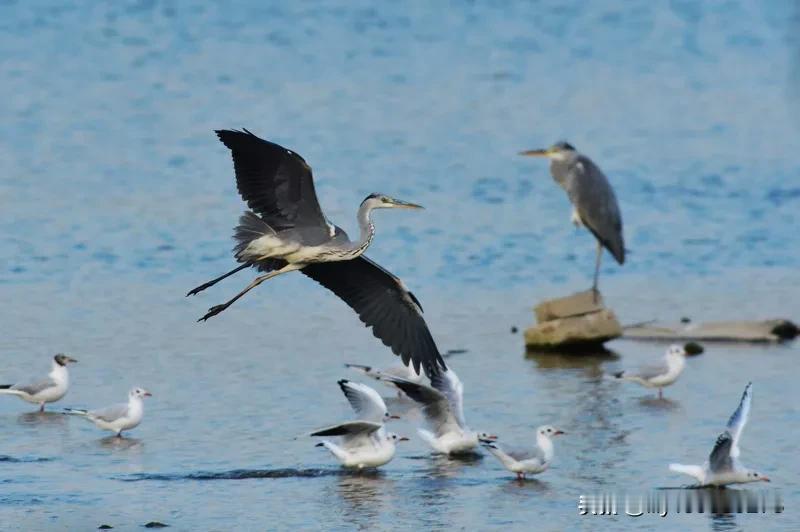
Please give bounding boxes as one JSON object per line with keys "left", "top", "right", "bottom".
{"left": 592, "top": 241, "right": 603, "bottom": 303}
{"left": 187, "top": 263, "right": 252, "bottom": 297}
{"left": 198, "top": 263, "right": 302, "bottom": 321}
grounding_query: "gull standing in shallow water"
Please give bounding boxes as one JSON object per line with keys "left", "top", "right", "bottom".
{"left": 188, "top": 129, "right": 446, "bottom": 377}
{"left": 613, "top": 344, "right": 688, "bottom": 398}
{"left": 64, "top": 387, "right": 152, "bottom": 437}
{"left": 481, "top": 425, "right": 565, "bottom": 480}
{"left": 0, "top": 354, "right": 78, "bottom": 411}
{"left": 670, "top": 382, "right": 770, "bottom": 487}
{"left": 311, "top": 380, "right": 407, "bottom": 469}
{"left": 379, "top": 368, "right": 496, "bottom": 455}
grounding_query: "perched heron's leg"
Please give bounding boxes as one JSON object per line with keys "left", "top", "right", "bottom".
{"left": 187, "top": 263, "right": 252, "bottom": 297}
{"left": 592, "top": 241, "right": 603, "bottom": 302}
{"left": 658, "top": 388, "right": 663, "bottom": 400}
{"left": 198, "top": 263, "right": 301, "bottom": 321}
{"left": 39, "top": 403, "right": 45, "bottom": 413}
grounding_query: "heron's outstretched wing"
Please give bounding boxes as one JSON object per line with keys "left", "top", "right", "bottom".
{"left": 725, "top": 382, "right": 752, "bottom": 458}
{"left": 11, "top": 377, "right": 57, "bottom": 396}
{"left": 708, "top": 431, "right": 734, "bottom": 473}
{"left": 338, "top": 380, "right": 388, "bottom": 423}
{"left": 566, "top": 155, "right": 625, "bottom": 264}
{"left": 379, "top": 376, "right": 460, "bottom": 436}
{"left": 88, "top": 403, "right": 129, "bottom": 423}
{"left": 429, "top": 369, "right": 466, "bottom": 428}
{"left": 301, "top": 256, "right": 446, "bottom": 377}
{"left": 216, "top": 129, "right": 329, "bottom": 237}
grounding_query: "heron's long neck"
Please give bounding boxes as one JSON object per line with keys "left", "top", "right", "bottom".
{"left": 352, "top": 202, "right": 376, "bottom": 256}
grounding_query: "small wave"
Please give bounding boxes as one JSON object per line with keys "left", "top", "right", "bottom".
{"left": 0, "top": 455, "right": 53, "bottom": 463}
{"left": 118, "top": 468, "right": 383, "bottom": 481}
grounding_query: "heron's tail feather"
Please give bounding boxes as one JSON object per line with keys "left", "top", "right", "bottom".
{"left": 233, "top": 211, "right": 275, "bottom": 257}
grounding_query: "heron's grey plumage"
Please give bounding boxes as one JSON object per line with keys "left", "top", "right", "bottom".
{"left": 552, "top": 152, "right": 625, "bottom": 265}
{"left": 189, "top": 129, "right": 446, "bottom": 377}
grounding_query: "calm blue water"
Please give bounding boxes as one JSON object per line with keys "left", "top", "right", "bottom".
{"left": 1, "top": 1, "right": 798, "bottom": 530}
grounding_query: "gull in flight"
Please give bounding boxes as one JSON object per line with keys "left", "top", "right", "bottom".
{"left": 311, "top": 379, "right": 406, "bottom": 468}
{"left": 345, "top": 361, "right": 424, "bottom": 396}
{"left": 64, "top": 387, "right": 152, "bottom": 437}
{"left": 0, "top": 354, "right": 78, "bottom": 411}
{"left": 481, "top": 425, "right": 565, "bottom": 480}
{"left": 379, "top": 368, "right": 496, "bottom": 455}
{"left": 669, "top": 382, "right": 770, "bottom": 487}
{"left": 613, "top": 344, "right": 688, "bottom": 398}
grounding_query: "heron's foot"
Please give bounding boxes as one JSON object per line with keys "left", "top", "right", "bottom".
{"left": 591, "top": 287, "right": 600, "bottom": 304}
{"left": 198, "top": 303, "right": 229, "bottom": 322}
{"left": 187, "top": 281, "right": 215, "bottom": 297}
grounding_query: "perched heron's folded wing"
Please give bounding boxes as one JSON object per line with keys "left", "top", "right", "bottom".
{"left": 301, "top": 256, "right": 447, "bottom": 377}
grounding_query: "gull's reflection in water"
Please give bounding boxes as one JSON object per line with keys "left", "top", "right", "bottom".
{"left": 334, "top": 471, "right": 394, "bottom": 528}
{"left": 97, "top": 435, "right": 144, "bottom": 452}
{"left": 17, "top": 411, "right": 66, "bottom": 426}
{"left": 638, "top": 396, "right": 681, "bottom": 411}
{"left": 500, "top": 477, "right": 551, "bottom": 495}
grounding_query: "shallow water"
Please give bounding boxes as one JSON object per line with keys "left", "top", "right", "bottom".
{"left": 1, "top": 1, "right": 799, "bottom": 530}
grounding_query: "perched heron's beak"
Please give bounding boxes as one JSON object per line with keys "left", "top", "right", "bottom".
{"left": 388, "top": 198, "right": 424, "bottom": 210}
{"left": 519, "top": 148, "right": 551, "bottom": 158}
{"left": 398, "top": 436, "right": 410, "bottom": 442}
{"left": 554, "top": 430, "right": 565, "bottom": 436}
{"left": 388, "top": 414, "right": 401, "bottom": 420}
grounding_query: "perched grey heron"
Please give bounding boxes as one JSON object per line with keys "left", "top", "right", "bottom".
{"left": 520, "top": 142, "right": 625, "bottom": 297}
{"left": 188, "top": 129, "right": 447, "bottom": 377}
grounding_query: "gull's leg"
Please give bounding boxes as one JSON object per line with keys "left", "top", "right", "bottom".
{"left": 199, "top": 263, "right": 301, "bottom": 321}
{"left": 592, "top": 241, "right": 603, "bottom": 303}
{"left": 187, "top": 263, "right": 252, "bottom": 297}
{"left": 658, "top": 388, "right": 663, "bottom": 400}
{"left": 39, "top": 403, "right": 44, "bottom": 412}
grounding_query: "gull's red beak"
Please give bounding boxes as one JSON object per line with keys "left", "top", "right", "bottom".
{"left": 398, "top": 437, "right": 410, "bottom": 442}
{"left": 554, "top": 430, "right": 565, "bottom": 436}
{"left": 388, "top": 415, "right": 401, "bottom": 420}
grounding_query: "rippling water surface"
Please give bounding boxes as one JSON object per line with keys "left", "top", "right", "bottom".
{"left": 1, "top": 1, "right": 798, "bottom": 530}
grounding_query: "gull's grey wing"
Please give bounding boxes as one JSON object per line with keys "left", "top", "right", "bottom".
{"left": 563, "top": 155, "right": 625, "bottom": 264}
{"left": 505, "top": 445, "right": 546, "bottom": 464}
{"left": 216, "top": 129, "right": 330, "bottom": 240}
{"left": 310, "top": 421, "right": 382, "bottom": 439}
{"left": 11, "top": 377, "right": 57, "bottom": 396}
{"left": 429, "top": 369, "right": 466, "bottom": 428}
{"left": 88, "top": 403, "right": 129, "bottom": 423}
{"left": 726, "top": 382, "right": 752, "bottom": 458}
{"left": 338, "top": 380, "right": 388, "bottom": 423}
{"left": 380, "top": 376, "right": 459, "bottom": 436}
{"left": 708, "top": 431, "right": 734, "bottom": 473}
{"left": 301, "top": 256, "right": 447, "bottom": 377}
{"left": 625, "top": 360, "right": 669, "bottom": 381}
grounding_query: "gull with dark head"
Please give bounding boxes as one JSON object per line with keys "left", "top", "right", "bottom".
{"left": 188, "top": 129, "right": 446, "bottom": 377}
{"left": 481, "top": 425, "right": 565, "bottom": 480}
{"left": 64, "top": 387, "right": 152, "bottom": 437}
{"left": 379, "top": 367, "right": 496, "bottom": 455}
{"left": 311, "top": 380, "right": 406, "bottom": 469}
{"left": 670, "top": 382, "right": 770, "bottom": 487}
{"left": 0, "top": 354, "right": 78, "bottom": 412}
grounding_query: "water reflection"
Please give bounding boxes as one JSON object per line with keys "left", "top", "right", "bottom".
{"left": 17, "top": 411, "right": 67, "bottom": 426}
{"left": 332, "top": 472, "right": 393, "bottom": 529}
{"left": 637, "top": 396, "right": 681, "bottom": 411}
{"left": 97, "top": 435, "right": 144, "bottom": 452}
{"left": 526, "top": 348, "right": 620, "bottom": 377}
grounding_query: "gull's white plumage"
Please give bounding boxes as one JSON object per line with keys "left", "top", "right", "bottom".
{"left": 614, "top": 345, "right": 688, "bottom": 398}
{"left": 0, "top": 354, "right": 77, "bottom": 411}
{"left": 481, "top": 425, "right": 565, "bottom": 480}
{"left": 65, "top": 387, "right": 151, "bottom": 437}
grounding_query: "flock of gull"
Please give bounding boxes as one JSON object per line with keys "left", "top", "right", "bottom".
{"left": 1, "top": 129, "right": 770, "bottom": 486}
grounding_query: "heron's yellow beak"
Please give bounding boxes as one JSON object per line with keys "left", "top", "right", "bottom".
{"left": 389, "top": 198, "right": 424, "bottom": 210}
{"left": 518, "top": 148, "right": 551, "bottom": 157}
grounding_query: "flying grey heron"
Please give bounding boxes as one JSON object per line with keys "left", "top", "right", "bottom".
{"left": 520, "top": 141, "right": 625, "bottom": 298}
{"left": 188, "top": 129, "right": 447, "bottom": 377}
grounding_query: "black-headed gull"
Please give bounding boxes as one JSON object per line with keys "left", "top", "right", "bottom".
{"left": 379, "top": 367, "right": 496, "bottom": 455}
{"left": 311, "top": 380, "right": 407, "bottom": 468}
{"left": 669, "top": 382, "right": 770, "bottom": 486}
{"left": 0, "top": 354, "right": 78, "bottom": 411}
{"left": 65, "top": 387, "right": 151, "bottom": 437}
{"left": 481, "top": 425, "right": 565, "bottom": 480}
{"left": 614, "top": 344, "right": 688, "bottom": 398}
